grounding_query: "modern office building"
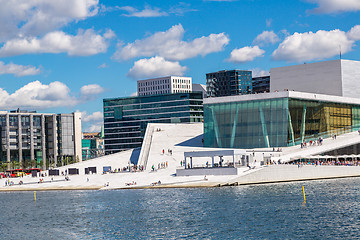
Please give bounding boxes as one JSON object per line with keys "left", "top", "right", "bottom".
{"left": 137, "top": 76, "right": 192, "bottom": 96}
{"left": 103, "top": 92, "right": 204, "bottom": 154}
{"left": 252, "top": 76, "right": 270, "bottom": 94}
{"left": 270, "top": 59, "right": 360, "bottom": 98}
{"left": 0, "top": 110, "right": 82, "bottom": 169}
{"left": 206, "top": 70, "right": 252, "bottom": 97}
{"left": 203, "top": 91, "right": 360, "bottom": 149}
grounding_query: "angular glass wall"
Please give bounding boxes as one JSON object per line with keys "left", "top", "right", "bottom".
{"left": 204, "top": 97, "right": 360, "bottom": 149}
{"left": 204, "top": 98, "right": 288, "bottom": 149}
{"left": 288, "top": 99, "right": 360, "bottom": 145}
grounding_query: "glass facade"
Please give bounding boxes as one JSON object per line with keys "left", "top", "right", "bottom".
{"left": 252, "top": 76, "right": 270, "bottom": 94}
{"left": 103, "top": 92, "right": 203, "bottom": 153}
{"left": 206, "top": 70, "right": 253, "bottom": 97}
{"left": 204, "top": 97, "right": 360, "bottom": 149}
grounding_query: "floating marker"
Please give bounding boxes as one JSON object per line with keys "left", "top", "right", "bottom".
{"left": 34, "top": 191, "right": 36, "bottom": 202}
{"left": 302, "top": 186, "right": 306, "bottom": 203}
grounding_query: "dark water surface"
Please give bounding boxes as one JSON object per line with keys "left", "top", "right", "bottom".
{"left": 1, "top": 178, "right": 360, "bottom": 239}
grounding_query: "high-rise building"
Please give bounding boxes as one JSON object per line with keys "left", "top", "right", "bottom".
{"left": 103, "top": 92, "right": 203, "bottom": 154}
{"left": 137, "top": 76, "right": 192, "bottom": 96}
{"left": 0, "top": 110, "right": 82, "bottom": 169}
{"left": 206, "top": 70, "right": 252, "bottom": 97}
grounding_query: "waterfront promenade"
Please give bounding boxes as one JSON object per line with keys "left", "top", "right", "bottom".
{"left": 2, "top": 123, "right": 360, "bottom": 191}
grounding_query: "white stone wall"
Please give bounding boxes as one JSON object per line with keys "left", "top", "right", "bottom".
{"left": 270, "top": 60, "right": 343, "bottom": 96}
{"left": 341, "top": 60, "right": 360, "bottom": 98}
{"left": 235, "top": 165, "right": 360, "bottom": 185}
{"left": 73, "top": 112, "right": 82, "bottom": 162}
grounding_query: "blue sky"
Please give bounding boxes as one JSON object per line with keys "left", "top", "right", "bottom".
{"left": 0, "top": 0, "right": 359, "bottom": 131}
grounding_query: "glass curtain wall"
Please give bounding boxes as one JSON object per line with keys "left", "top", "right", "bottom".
{"left": 204, "top": 98, "right": 288, "bottom": 149}
{"left": 104, "top": 92, "right": 203, "bottom": 153}
{"left": 204, "top": 98, "right": 360, "bottom": 149}
{"left": 288, "top": 99, "right": 360, "bottom": 145}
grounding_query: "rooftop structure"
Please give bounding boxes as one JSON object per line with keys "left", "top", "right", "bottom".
{"left": 270, "top": 59, "right": 360, "bottom": 98}
{"left": 137, "top": 76, "right": 192, "bottom": 96}
{"left": 103, "top": 92, "right": 204, "bottom": 154}
{"left": 203, "top": 91, "right": 360, "bottom": 149}
{"left": 192, "top": 83, "right": 207, "bottom": 98}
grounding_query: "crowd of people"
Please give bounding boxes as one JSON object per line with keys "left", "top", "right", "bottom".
{"left": 300, "top": 137, "right": 324, "bottom": 148}
{"left": 151, "top": 161, "right": 168, "bottom": 171}
{"left": 103, "top": 165, "right": 146, "bottom": 174}
{"left": 294, "top": 159, "right": 360, "bottom": 166}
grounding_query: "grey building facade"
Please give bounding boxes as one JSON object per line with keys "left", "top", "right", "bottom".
{"left": 0, "top": 110, "right": 82, "bottom": 169}
{"left": 270, "top": 59, "right": 360, "bottom": 98}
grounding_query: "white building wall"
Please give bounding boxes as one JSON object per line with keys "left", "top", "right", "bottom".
{"left": 270, "top": 60, "right": 343, "bottom": 96}
{"left": 73, "top": 112, "right": 82, "bottom": 162}
{"left": 170, "top": 76, "right": 192, "bottom": 94}
{"left": 341, "top": 60, "right": 360, "bottom": 98}
{"left": 137, "top": 76, "right": 192, "bottom": 96}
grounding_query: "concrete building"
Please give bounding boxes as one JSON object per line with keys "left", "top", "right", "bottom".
{"left": 103, "top": 92, "right": 203, "bottom": 154}
{"left": 203, "top": 91, "right": 360, "bottom": 149}
{"left": 137, "top": 76, "right": 192, "bottom": 96}
{"left": 0, "top": 110, "right": 82, "bottom": 169}
{"left": 270, "top": 59, "right": 360, "bottom": 98}
{"left": 206, "top": 70, "right": 252, "bottom": 97}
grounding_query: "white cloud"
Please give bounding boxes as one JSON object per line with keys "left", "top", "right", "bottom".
{"left": 0, "top": 0, "right": 99, "bottom": 42}
{"left": 169, "top": 3, "right": 197, "bottom": 16}
{"left": 347, "top": 25, "right": 360, "bottom": 41}
{"left": 227, "top": 46, "right": 265, "bottom": 63}
{"left": 0, "top": 81, "right": 76, "bottom": 109}
{"left": 80, "top": 84, "right": 104, "bottom": 95}
{"left": 97, "top": 63, "right": 109, "bottom": 69}
{"left": 307, "top": 0, "right": 360, "bottom": 14}
{"left": 81, "top": 111, "right": 103, "bottom": 132}
{"left": 251, "top": 68, "right": 270, "bottom": 77}
{"left": 112, "top": 24, "right": 229, "bottom": 61}
{"left": 86, "top": 124, "right": 102, "bottom": 132}
{"left": 253, "top": 31, "right": 280, "bottom": 46}
{"left": 272, "top": 29, "right": 354, "bottom": 62}
{"left": 130, "top": 92, "right": 138, "bottom": 97}
{"left": 82, "top": 111, "right": 103, "bottom": 122}
{"left": 118, "top": 5, "right": 168, "bottom": 17}
{"left": 0, "top": 80, "right": 105, "bottom": 110}
{"left": 127, "top": 56, "right": 187, "bottom": 80}
{"left": 0, "top": 61, "right": 41, "bottom": 77}
{"left": 0, "top": 29, "right": 114, "bottom": 57}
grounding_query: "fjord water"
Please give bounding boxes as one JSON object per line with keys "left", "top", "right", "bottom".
{"left": 1, "top": 178, "right": 360, "bottom": 239}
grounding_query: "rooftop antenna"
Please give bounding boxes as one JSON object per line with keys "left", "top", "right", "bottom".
{"left": 339, "top": 45, "right": 342, "bottom": 59}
